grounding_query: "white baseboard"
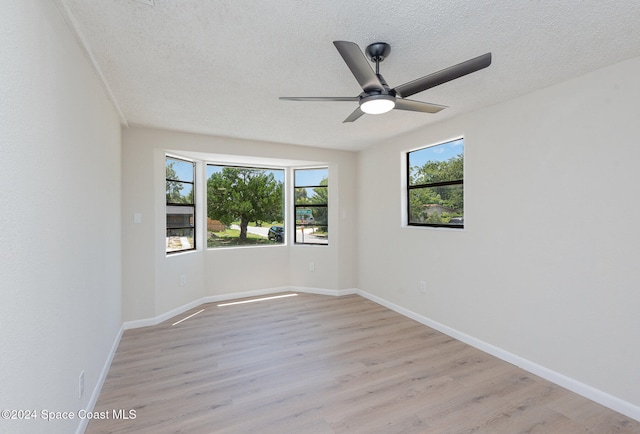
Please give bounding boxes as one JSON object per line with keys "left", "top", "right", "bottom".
{"left": 122, "top": 287, "right": 292, "bottom": 330}
{"left": 75, "top": 324, "right": 124, "bottom": 434}
{"left": 122, "top": 286, "right": 360, "bottom": 330}
{"left": 290, "top": 286, "right": 357, "bottom": 297}
{"left": 123, "top": 298, "right": 206, "bottom": 329}
{"left": 355, "top": 288, "right": 640, "bottom": 423}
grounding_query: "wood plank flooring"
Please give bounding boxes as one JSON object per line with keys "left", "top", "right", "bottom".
{"left": 86, "top": 293, "right": 640, "bottom": 433}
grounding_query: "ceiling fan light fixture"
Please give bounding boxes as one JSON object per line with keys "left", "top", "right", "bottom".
{"left": 360, "top": 94, "right": 396, "bottom": 114}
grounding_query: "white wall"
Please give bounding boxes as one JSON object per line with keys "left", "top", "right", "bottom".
{"left": 357, "top": 55, "right": 640, "bottom": 413}
{"left": 0, "top": 2, "right": 122, "bottom": 434}
{"left": 121, "top": 127, "right": 357, "bottom": 322}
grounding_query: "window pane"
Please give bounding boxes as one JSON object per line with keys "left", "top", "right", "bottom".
{"left": 166, "top": 205, "right": 194, "bottom": 228}
{"left": 408, "top": 138, "right": 464, "bottom": 186}
{"left": 295, "top": 205, "right": 327, "bottom": 225}
{"left": 294, "top": 168, "right": 328, "bottom": 245}
{"left": 409, "top": 185, "right": 464, "bottom": 225}
{"left": 206, "top": 165, "right": 285, "bottom": 248}
{"left": 294, "top": 228, "right": 328, "bottom": 244}
{"left": 166, "top": 181, "right": 193, "bottom": 204}
{"left": 295, "top": 186, "right": 328, "bottom": 205}
{"left": 166, "top": 157, "right": 194, "bottom": 182}
{"left": 295, "top": 168, "right": 328, "bottom": 187}
{"left": 295, "top": 205, "right": 328, "bottom": 244}
{"left": 166, "top": 156, "right": 195, "bottom": 254}
{"left": 166, "top": 228, "right": 195, "bottom": 252}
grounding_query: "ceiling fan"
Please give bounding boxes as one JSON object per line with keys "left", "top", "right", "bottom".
{"left": 280, "top": 41, "right": 491, "bottom": 123}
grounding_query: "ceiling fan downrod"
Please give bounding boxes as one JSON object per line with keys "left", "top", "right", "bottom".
{"left": 365, "top": 42, "right": 391, "bottom": 75}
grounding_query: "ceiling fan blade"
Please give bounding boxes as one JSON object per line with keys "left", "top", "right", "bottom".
{"left": 333, "top": 41, "right": 384, "bottom": 92}
{"left": 393, "top": 53, "right": 492, "bottom": 98}
{"left": 343, "top": 107, "right": 365, "bottom": 123}
{"left": 279, "top": 96, "right": 358, "bottom": 102}
{"left": 394, "top": 98, "right": 447, "bottom": 113}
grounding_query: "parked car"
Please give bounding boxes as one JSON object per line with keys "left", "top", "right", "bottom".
{"left": 448, "top": 217, "right": 464, "bottom": 225}
{"left": 268, "top": 226, "right": 284, "bottom": 242}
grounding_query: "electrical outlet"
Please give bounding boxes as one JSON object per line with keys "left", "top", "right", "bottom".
{"left": 419, "top": 280, "right": 427, "bottom": 294}
{"left": 79, "top": 371, "right": 84, "bottom": 399}
{"left": 309, "top": 262, "right": 315, "bottom": 272}
{"left": 179, "top": 274, "right": 186, "bottom": 286}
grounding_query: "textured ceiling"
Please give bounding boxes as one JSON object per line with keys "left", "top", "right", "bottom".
{"left": 58, "top": 0, "right": 640, "bottom": 151}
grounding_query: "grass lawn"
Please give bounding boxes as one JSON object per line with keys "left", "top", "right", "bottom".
{"left": 207, "top": 228, "right": 280, "bottom": 248}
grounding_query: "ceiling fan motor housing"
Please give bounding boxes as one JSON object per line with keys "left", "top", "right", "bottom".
{"left": 365, "top": 42, "right": 391, "bottom": 62}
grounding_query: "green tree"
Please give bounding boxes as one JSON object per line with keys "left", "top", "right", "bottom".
{"left": 207, "top": 167, "right": 283, "bottom": 241}
{"left": 409, "top": 188, "right": 442, "bottom": 222}
{"left": 295, "top": 187, "right": 309, "bottom": 203}
{"left": 309, "top": 177, "right": 328, "bottom": 227}
{"left": 410, "top": 153, "right": 463, "bottom": 185}
{"left": 426, "top": 211, "right": 444, "bottom": 224}
{"left": 409, "top": 154, "right": 463, "bottom": 222}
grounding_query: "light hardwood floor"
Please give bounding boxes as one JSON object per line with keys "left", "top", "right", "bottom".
{"left": 87, "top": 293, "right": 640, "bottom": 433}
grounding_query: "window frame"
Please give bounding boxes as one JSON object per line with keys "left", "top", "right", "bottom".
{"left": 166, "top": 156, "right": 196, "bottom": 254}
{"left": 294, "top": 167, "right": 329, "bottom": 246}
{"left": 406, "top": 138, "right": 464, "bottom": 229}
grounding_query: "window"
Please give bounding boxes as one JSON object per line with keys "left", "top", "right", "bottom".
{"left": 407, "top": 138, "right": 464, "bottom": 228}
{"left": 206, "top": 165, "right": 284, "bottom": 248}
{"left": 294, "top": 168, "right": 328, "bottom": 245}
{"left": 166, "top": 157, "right": 196, "bottom": 253}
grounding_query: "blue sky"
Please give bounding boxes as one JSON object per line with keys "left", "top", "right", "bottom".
{"left": 206, "top": 164, "right": 285, "bottom": 183}
{"left": 408, "top": 138, "right": 464, "bottom": 168}
{"left": 166, "top": 157, "right": 194, "bottom": 182}
{"left": 294, "top": 168, "right": 327, "bottom": 187}
{"left": 168, "top": 159, "right": 327, "bottom": 186}
{"left": 205, "top": 165, "right": 327, "bottom": 186}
